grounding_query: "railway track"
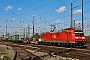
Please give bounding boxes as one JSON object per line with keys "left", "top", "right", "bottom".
{"left": 10, "top": 44, "right": 43, "bottom": 60}
{"left": 29, "top": 44, "right": 90, "bottom": 60}
{"left": 1, "top": 41, "right": 90, "bottom": 60}
{"left": 0, "top": 42, "right": 43, "bottom": 60}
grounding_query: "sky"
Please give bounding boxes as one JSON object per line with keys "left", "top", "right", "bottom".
{"left": 0, "top": 0, "right": 90, "bottom": 36}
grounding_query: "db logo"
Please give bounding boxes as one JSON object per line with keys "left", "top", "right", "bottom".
{"left": 54, "top": 35, "right": 56, "bottom": 38}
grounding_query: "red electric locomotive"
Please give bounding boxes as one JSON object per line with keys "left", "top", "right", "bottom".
{"left": 38, "top": 28, "right": 86, "bottom": 47}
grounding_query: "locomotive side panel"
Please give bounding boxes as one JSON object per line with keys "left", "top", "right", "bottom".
{"left": 43, "top": 32, "right": 70, "bottom": 43}
{"left": 43, "top": 33, "right": 51, "bottom": 41}
{"left": 58, "top": 32, "right": 68, "bottom": 42}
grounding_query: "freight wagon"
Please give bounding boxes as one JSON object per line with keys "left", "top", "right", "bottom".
{"left": 38, "top": 28, "right": 86, "bottom": 47}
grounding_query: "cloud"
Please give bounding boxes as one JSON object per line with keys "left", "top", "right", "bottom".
{"left": 56, "top": 20, "right": 60, "bottom": 23}
{"left": 56, "top": 6, "right": 66, "bottom": 13}
{"left": 75, "top": 20, "right": 81, "bottom": 24}
{"left": 12, "top": 18, "right": 16, "bottom": 21}
{"left": 73, "top": 9, "right": 82, "bottom": 14}
{"left": 17, "top": 7, "right": 22, "bottom": 11}
{"left": 37, "top": 20, "right": 41, "bottom": 24}
{"left": 5, "top": 5, "right": 13, "bottom": 10}
{"left": 56, "top": 20, "right": 64, "bottom": 24}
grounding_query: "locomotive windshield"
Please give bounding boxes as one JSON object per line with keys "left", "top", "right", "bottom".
{"left": 75, "top": 32, "right": 84, "bottom": 36}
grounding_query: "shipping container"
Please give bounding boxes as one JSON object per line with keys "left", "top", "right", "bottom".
{"left": 14, "top": 35, "right": 19, "bottom": 40}
{"left": 8, "top": 36, "right": 12, "bottom": 40}
{"left": 12, "top": 34, "right": 24, "bottom": 40}
{"left": 7, "top": 34, "right": 24, "bottom": 41}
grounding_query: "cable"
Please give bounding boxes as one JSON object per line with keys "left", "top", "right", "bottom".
{"left": 0, "top": 0, "right": 28, "bottom": 21}
{"left": 1, "top": 0, "right": 90, "bottom": 29}
{"left": 19, "top": 0, "right": 60, "bottom": 16}
{"left": 0, "top": 0, "right": 42, "bottom": 21}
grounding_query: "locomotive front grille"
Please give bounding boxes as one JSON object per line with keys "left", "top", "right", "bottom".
{"left": 75, "top": 41, "right": 86, "bottom": 46}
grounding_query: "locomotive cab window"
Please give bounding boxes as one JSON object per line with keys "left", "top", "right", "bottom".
{"left": 75, "top": 32, "right": 84, "bottom": 36}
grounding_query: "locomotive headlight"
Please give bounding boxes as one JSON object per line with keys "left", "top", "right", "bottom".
{"left": 75, "top": 37, "right": 79, "bottom": 39}
{"left": 82, "top": 37, "right": 85, "bottom": 39}
{"left": 39, "top": 38, "right": 42, "bottom": 41}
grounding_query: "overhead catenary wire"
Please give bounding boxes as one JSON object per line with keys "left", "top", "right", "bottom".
{"left": 0, "top": 0, "right": 62, "bottom": 24}
{"left": 18, "top": 0, "right": 61, "bottom": 16}
{"left": 40, "top": 0, "right": 90, "bottom": 24}
{"left": 0, "top": 0, "right": 87, "bottom": 22}
{"left": 0, "top": 0, "right": 90, "bottom": 22}
{"left": 0, "top": 0, "right": 42, "bottom": 21}
{"left": 0, "top": 0, "right": 90, "bottom": 35}
{"left": 0, "top": 0, "right": 28, "bottom": 21}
